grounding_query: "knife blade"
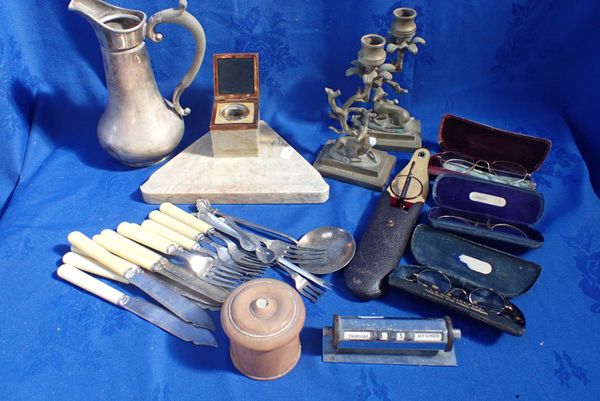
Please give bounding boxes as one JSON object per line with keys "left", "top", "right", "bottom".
{"left": 67, "top": 231, "right": 215, "bottom": 330}
{"left": 64, "top": 250, "right": 222, "bottom": 310}
{"left": 57, "top": 264, "right": 217, "bottom": 346}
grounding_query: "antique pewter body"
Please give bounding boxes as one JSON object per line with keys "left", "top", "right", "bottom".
{"left": 69, "top": 0, "right": 206, "bottom": 167}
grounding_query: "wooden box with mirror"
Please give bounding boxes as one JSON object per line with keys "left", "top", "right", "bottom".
{"left": 210, "top": 53, "right": 260, "bottom": 157}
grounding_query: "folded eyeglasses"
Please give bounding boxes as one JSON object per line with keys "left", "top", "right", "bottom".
{"left": 408, "top": 268, "right": 515, "bottom": 317}
{"left": 436, "top": 215, "right": 527, "bottom": 238}
{"left": 434, "top": 151, "right": 530, "bottom": 182}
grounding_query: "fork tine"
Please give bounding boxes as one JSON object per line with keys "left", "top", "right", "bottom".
{"left": 239, "top": 255, "right": 267, "bottom": 265}
{"left": 299, "top": 289, "right": 318, "bottom": 302}
{"left": 304, "top": 284, "right": 325, "bottom": 297}
{"left": 206, "top": 273, "right": 240, "bottom": 286}
{"left": 283, "top": 248, "right": 327, "bottom": 256}
{"left": 218, "top": 263, "right": 246, "bottom": 275}
{"left": 240, "top": 269, "right": 265, "bottom": 276}
{"left": 284, "top": 254, "right": 328, "bottom": 262}
{"left": 211, "top": 269, "right": 243, "bottom": 280}
{"left": 229, "top": 256, "right": 265, "bottom": 268}
{"left": 287, "top": 245, "right": 328, "bottom": 253}
{"left": 284, "top": 250, "right": 328, "bottom": 258}
{"left": 233, "top": 263, "right": 266, "bottom": 272}
{"left": 203, "top": 276, "right": 238, "bottom": 289}
{"left": 207, "top": 269, "right": 240, "bottom": 282}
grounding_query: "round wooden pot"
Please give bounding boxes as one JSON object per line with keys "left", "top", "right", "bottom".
{"left": 221, "top": 279, "right": 306, "bottom": 380}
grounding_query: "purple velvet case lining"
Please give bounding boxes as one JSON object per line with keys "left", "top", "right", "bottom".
{"left": 428, "top": 174, "right": 544, "bottom": 248}
{"left": 428, "top": 208, "right": 544, "bottom": 242}
{"left": 432, "top": 174, "right": 544, "bottom": 225}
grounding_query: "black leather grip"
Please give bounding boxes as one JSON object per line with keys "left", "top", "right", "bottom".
{"left": 344, "top": 192, "right": 422, "bottom": 300}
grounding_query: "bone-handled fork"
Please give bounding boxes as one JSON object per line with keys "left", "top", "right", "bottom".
{"left": 116, "top": 223, "right": 238, "bottom": 289}
{"left": 91, "top": 229, "right": 229, "bottom": 304}
{"left": 158, "top": 203, "right": 267, "bottom": 267}
{"left": 140, "top": 219, "right": 246, "bottom": 282}
{"left": 186, "top": 203, "right": 256, "bottom": 252}
{"left": 148, "top": 210, "right": 265, "bottom": 274}
{"left": 277, "top": 263, "right": 326, "bottom": 302}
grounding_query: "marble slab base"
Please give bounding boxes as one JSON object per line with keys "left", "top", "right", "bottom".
{"left": 141, "top": 121, "right": 329, "bottom": 204}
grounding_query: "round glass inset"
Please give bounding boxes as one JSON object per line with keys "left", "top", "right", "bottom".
{"left": 220, "top": 103, "right": 250, "bottom": 121}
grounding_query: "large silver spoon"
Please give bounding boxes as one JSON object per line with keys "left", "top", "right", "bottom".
{"left": 213, "top": 214, "right": 356, "bottom": 275}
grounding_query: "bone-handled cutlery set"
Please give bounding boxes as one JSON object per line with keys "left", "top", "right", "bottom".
{"left": 57, "top": 200, "right": 350, "bottom": 347}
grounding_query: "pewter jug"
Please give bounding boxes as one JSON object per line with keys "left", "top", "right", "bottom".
{"left": 69, "top": 0, "right": 206, "bottom": 167}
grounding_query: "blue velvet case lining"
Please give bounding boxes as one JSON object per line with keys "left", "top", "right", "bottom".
{"left": 388, "top": 225, "right": 541, "bottom": 336}
{"left": 410, "top": 225, "right": 541, "bottom": 298}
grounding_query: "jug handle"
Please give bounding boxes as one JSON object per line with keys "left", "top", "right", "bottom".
{"left": 147, "top": 0, "right": 205, "bottom": 117}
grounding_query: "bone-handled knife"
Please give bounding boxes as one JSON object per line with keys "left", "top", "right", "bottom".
{"left": 64, "top": 250, "right": 221, "bottom": 310}
{"left": 63, "top": 251, "right": 128, "bottom": 284}
{"left": 67, "top": 231, "right": 215, "bottom": 330}
{"left": 144, "top": 213, "right": 236, "bottom": 262}
{"left": 116, "top": 223, "right": 232, "bottom": 300}
{"left": 57, "top": 264, "right": 217, "bottom": 347}
{"left": 94, "top": 229, "right": 229, "bottom": 305}
{"left": 344, "top": 149, "right": 430, "bottom": 300}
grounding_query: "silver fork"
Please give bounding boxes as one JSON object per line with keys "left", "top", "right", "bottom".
{"left": 196, "top": 199, "right": 327, "bottom": 262}
{"left": 122, "top": 222, "right": 242, "bottom": 289}
{"left": 197, "top": 234, "right": 265, "bottom": 276}
{"left": 278, "top": 264, "right": 326, "bottom": 302}
{"left": 244, "top": 231, "right": 328, "bottom": 265}
{"left": 199, "top": 233, "right": 267, "bottom": 272}
{"left": 148, "top": 209, "right": 267, "bottom": 274}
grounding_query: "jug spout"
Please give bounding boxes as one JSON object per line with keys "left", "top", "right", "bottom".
{"left": 68, "top": 0, "right": 146, "bottom": 51}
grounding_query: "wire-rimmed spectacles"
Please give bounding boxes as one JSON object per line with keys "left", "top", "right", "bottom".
{"left": 437, "top": 215, "right": 527, "bottom": 238}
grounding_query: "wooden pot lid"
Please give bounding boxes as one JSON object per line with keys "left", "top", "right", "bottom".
{"left": 221, "top": 279, "right": 305, "bottom": 351}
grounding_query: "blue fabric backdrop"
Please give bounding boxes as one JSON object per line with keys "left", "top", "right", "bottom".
{"left": 1, "top": 0, "right": 599, "bottom": 400}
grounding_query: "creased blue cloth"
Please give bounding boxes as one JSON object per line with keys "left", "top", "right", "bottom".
{"left": 1, "top": 1, "right": 599, "bottom": 400}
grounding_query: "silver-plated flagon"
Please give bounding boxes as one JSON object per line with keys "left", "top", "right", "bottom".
{"left": 68, "top": 0, "right": 206, "bottom": 167}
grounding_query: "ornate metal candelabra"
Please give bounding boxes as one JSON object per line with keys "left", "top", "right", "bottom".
{"left": 314, "top": 7, "right": 425, "bottom": 190}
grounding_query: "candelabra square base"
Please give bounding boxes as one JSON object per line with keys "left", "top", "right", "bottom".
{"left": 314, "top": 141, "right": 396, "bottom": 191}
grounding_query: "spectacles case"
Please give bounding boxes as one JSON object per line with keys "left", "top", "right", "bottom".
{"left": 428, "top": 174, "right": 545, "bottom": 249}
{"left": 428, "top": 114, "right": 552, "bottom": 185}
{"left": 388, "top": 225, "right": 541, "bottom": 336}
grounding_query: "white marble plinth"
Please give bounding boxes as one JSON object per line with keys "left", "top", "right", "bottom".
{"left": 141, "top": 121, "right": 329, "bottom": 204}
